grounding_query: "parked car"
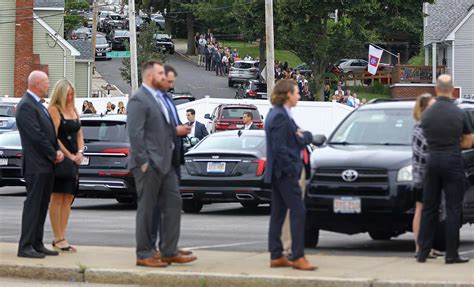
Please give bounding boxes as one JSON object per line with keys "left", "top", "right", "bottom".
{"left": 171, "top": 93, "right": 196, "bottom": 105}
{"left": 235, "top": 80, "right": 267, "bottom": 99}
{"left": 337, "top": 59, "right": 369, "bottom": 75}
{"left": 204, "top": 104, "right": 264, "bottom": 133}
{"left": 304, "top": 99, "right": 474, "bottom": 250}
{"left": 78, "top": 115, "right": 135, "bottom": 204}
{"left": 180, "top": 130, "right": 270, "bottom": 213}
{"left": 0, "top": 102, "right": 17, "bottom": 134}
{"left": 154, "top": 33, "right": 175, "bottom": 54}
{"left": 71, "top": 26, "right": 91, "bottom": 40}
{"left": 0, "top": 131, "right": 23, "bottom": 187}
{"left": 107, "top": 29, "right": 130, "bottom": 51}
{"left": 151, "top": 13, "right": 165, "bottom": 29}
{"left": 86, "top": 34, "right": 111, "bottom": 60}
{"left": 101, "top": 13, "right": 126, "bottom": 34}
{"left": 228, "top": 60, "right": 260, "bottom": 87}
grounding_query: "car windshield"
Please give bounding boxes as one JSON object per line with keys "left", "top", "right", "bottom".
{"left": 115, "top": 30, "right": 130, "bottom": 37}
{"left": 155, "top": 34, "right": 170, "bottom": 41}
{"left": 197, "top": 135, "right": 265, "bottom": 152}
{"left": 0, "top": 105, "right": 15, "bottom": 117}
{"left": 0, "top": 132, "right": 21, "bottom": 147}
{"left": 335, "top": 59, "right": 348, "bottom": 66}
{"left": 95, "top": 36, "right": 107, "bottom": 45}
{"left": 329, "top": 109, "right": 414, "bottom": 145}
{"left": 81, "top": 121, "right": 128, "bottom": 142}
{"left": 221, "top": 108, "right": 260, "bottom": 120}
{"left": 110, "top": 15, "right": 122, "bottom": 20}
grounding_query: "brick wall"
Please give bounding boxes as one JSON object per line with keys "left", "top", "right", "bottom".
{"left": 14, "top": 0, "right": 48, "bottom": 97}
{"left": 391, "top": 85, "right": 460, "bottom": 99}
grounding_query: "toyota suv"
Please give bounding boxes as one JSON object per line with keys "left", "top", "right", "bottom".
{"left": 304, "top": 99, "right": 474, "bottom": 249}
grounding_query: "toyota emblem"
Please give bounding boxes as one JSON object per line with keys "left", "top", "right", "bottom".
{"left": 341, "top": 169, "right": 358, "bottom": 182}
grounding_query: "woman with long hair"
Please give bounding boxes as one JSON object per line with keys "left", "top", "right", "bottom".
{"left": 117, "top": 101, "right": 126, "bottom": 114}
{"left": 412, "top": 93, "right": 440, "bottom": 258}
{"left": 48, "top": 79, "right": 85, "bottom": 253}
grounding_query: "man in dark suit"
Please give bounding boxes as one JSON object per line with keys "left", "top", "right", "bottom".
{"left": 16, "top": 71, "right": 64, "bottom": 258}
{"left": 242, "top": 111, "right": 258, "bottom": 130}
{"left": 185, "top": 109, "right": 209, "bottom": 140}
{"left": 127, "top": 61, "right": 196, "bottom": 268}
{"left": 264, "top": 79, "right": 316, "bottom": 271}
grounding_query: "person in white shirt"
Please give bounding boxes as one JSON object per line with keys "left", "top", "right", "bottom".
{"left": 185, "top": 109, "right": 208, "bottom": 140}
{"left": 242, "top": 111, "right": 257, "bottom": 130}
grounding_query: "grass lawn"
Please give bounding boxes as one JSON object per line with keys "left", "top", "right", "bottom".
{"left": 221, "top": 41, "right": 302, "bottom": 68}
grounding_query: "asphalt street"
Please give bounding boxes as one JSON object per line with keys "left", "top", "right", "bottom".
{"left": 95, "top": 54, "right": 236, "bottom": 99}
{"left": 1, "top": 187, "right": 473, "bottom": 258}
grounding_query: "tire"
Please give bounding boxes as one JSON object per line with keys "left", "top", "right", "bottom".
{"left": 116, "top": 197, "right": 136, "bottom": 204}
{"left": 240, "top": 202, "right": 259, "bottom": 209}
{"left": 304, "top": 228, "right": 320, "bottom": 248}
{"left": 182, "top": 200, "right": 203, "bottom": 214}
{"left": 369, "top": 231, "right": 394, "bottom": 241}
{"left": 228, "top": 80, "right": 233, "bottom": 87}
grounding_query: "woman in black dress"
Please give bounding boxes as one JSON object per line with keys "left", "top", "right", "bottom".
{"left": 48, "top": 79, "right": 84, "bottom": 252}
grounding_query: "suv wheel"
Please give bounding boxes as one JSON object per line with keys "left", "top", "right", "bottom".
{"left": 368, "top": 231, "right": 394, "bottom": 241}
{"left": 182, "top": 200, "right": 203, "bottom": 214}
{"left": 240, "top": 202, "right": 259, "bottom": 209}
{"left": 304, "top": 228, "right": 320, "bottom": 248}
{"left": 228, "top": 80, "right": 233, "bottom": 87}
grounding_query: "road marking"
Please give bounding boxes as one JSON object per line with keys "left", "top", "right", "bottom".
{"left": 0, "top": 235, "right": 17, "bottom": 239}
{"left": 459, "top": 249, "right": 474, "bottom": 255}
{"left": 185, "top": 241, "right": 265, "bottom": 251}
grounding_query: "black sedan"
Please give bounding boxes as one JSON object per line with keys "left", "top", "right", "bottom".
{"left": 180, "top": 130, "right": 270, "bottom": 213}
{"left": 0, "top": 131, "right": 24, "bottom": 187}
{"left": 108, "top": 30, "right": 130, "bottom": 51}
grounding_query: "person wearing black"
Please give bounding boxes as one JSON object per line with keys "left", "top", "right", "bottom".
{"left": 48, "top": 79, "right": 85, "bottom": 253}
{"left": 205, "top": 44, "right": 212, "bottom": 71}
{"left": 16, "top": 71, "right": 64, "bottom": 258}
{"left": 417, "top": 74, "right": 473, "bottom": 264}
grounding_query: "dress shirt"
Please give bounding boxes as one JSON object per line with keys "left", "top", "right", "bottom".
{"left": 142, "top": 83, "right": 170, "bottom": 124}
{"left": 27, "top": 89, "right": 49, "bottom": 117}
{"left": 244, "top": 122, "right": 253, "bottom": 130}
{"left": 189, "top": 121, "right": 196, "bottom": 137}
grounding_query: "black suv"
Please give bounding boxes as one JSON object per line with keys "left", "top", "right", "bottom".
{"left": 305, "top": 99, "right": 474, "bottom": 249}
{"left": 78, "top": 115, "right": 135, "bottom": 204}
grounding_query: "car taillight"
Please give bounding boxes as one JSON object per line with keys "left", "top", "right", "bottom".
{"left": 255, "top": 123, "right": 264, "bottom": 129}
{"left": 255, "top": 159, "right": 266, "bottom": 176}
{"left": 247, "top": 92, "right": 257, "bottom": 96}
{"left": 15, "top": 153, "right": 22, "bottom": 159}
{"left": 102, "top": 148, "right": 129, "bottom": 156}
{"left": 215, "top": 121, "right": 231, "bottom": 130}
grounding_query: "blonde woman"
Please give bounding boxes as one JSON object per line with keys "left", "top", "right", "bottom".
{"left": 48, "top": 79, "right": 84, "bottom": 253}
{"left": 117, "top": 101, "right": 126, "bottom": 114}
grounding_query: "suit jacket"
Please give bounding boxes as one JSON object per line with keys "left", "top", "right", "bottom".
{"left": 163, "top": 92, "right": 184, "bottom": 167}
{"left": 264, "top": 106, "right": 312, "bottom": 184}
{"left": 16, "top": 92, "right": 59, "bottom": 175}
{"left": 127, "top": 86, "right": 176, "bottom": 174}
{"left": 187, "top": 121, "right": 209, "bottom": 140}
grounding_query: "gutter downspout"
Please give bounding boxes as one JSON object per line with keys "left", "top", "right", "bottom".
{"left": 87, "top": 61, "right": 91, "bottom": 98}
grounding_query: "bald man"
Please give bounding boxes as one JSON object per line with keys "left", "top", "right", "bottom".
{"left": 418, "top": 74, "right": 473, "bottom": 264}
{"left": 16, "top": 71, "right": 64, "bottom": 259}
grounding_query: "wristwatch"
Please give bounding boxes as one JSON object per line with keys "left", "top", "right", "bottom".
{"left": 78, "top": 149, "right": 84, "bottom": 154}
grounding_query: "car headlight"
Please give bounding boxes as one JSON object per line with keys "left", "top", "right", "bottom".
{"left": 397, "top": 165, "right": 413, "bottom": 182}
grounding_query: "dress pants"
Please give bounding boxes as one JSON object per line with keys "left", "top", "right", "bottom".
{"left": 269, "top": 173, "right": 306, "bottom": 260}
{"left": 281, "top": 168, "right": 306, "bottom": 254}
{"left": 205, "top": 57, "right": 211, "bottom": 71}
{"left": 18, "top": 173, "right": 54, "bottom": 252}
{"left": 418, "top": 151, "right": 465, "bottom": 259}
{"left": 133, "top": 166, "right": 182, "bottom": 260}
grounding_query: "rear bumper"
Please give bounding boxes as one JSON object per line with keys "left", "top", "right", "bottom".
{"left": 229, "top": 75, "right": 258, "bottom": 82}
{"left": 180, "top": 186, "right": 271, "bottom": 203}
{"left": 76, "top": 176, "right": 135, "bottom": 198}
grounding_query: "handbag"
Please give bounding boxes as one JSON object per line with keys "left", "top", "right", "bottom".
{"left": 54, "top": 157, "right": 78, "bottom": 179}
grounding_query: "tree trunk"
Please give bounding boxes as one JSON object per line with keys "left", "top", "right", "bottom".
{"left": 311, "top": 63, "right": 326, "bottom": 101}
{"left": 186, "top": 12, "right": 195, "bottom": 55}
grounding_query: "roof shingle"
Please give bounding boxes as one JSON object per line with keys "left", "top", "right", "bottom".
{"left": 68, "top": 40, "right": 94, "bottom": 61}
{"left": 34, "top": 0, "right": 65, "bottom": 9}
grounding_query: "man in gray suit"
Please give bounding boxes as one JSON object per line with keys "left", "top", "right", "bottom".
{"left": 127, "top": 60, "right": 197, "bottom": 268}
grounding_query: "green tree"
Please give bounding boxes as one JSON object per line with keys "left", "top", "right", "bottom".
{"left": 64, "top": 0, "right": 89, "bottom": 37}
{"left": 120, "top": 22, "right": 166, "bottom": 85}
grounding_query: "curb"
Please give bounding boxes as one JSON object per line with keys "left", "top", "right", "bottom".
{"left": 1, "top": 263, "right": 473, "bottom": 287}
{"left": 175, "top": 50, "right": 199, "bottom": 65}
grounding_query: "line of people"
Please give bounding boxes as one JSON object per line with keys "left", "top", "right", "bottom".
{"left": 81, "top": 100, "right": 127, "bottom": 115}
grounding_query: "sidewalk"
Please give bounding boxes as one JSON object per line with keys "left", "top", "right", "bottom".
{"left": 174, "top": 39, "right": 199, "bottom": 65}
{"left": 0, "top": 243, "right": 472, "bottom": 286}
{"left": 91, "top": 70, "right": 124, "bottom": 98}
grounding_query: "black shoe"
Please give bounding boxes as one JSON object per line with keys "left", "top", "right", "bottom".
{"left": 417, "top": 256, "right": 427, "bottom": 263}
{"left": 18, "top": 247, "right": 45, "bottom": 259}
{"left": 445, "top": 256, "right": 470, "bottom": 264}
{"left": 35, "top": 245, "right": 59, "bottom": 256}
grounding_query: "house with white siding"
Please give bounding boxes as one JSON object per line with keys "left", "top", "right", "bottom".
{"left": 423, "top": 0, "right": 474, "bottom": 97}
{"left": 0, "top": 0, "right": 92, "bottom": 98}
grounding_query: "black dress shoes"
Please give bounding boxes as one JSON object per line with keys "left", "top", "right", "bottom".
{"left": 445, "top": 256, "right": 470, "bottom": 264}
{"left": 34, "top": 246, "right": 59, "bottom": 256}
{"left": 18, "top": 247, "right": 45, "bottom": 259}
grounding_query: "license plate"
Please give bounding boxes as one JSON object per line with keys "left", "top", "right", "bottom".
{"left": 334, "top": 197, "right": 361, "bottom": 214}
{"left": 0, "top": 158, "right": 7, "bottom": 166}
{"left": 97, "top": 53, "right": 103, "bottom": 56}
{"left": 80, "top": 156, "right": 89, "bottom": 166}
{"left": 207, "top": 162, "right": 226, "bottom": 173}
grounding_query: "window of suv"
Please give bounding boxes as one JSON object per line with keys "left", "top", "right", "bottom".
{"left": 0, "top": 105, "right": 15, "bottom": 117}
{"left": 0, "top": 132, "right": 21, "bottom": 147}
{"left": 330, "top": 109, "right": 414, "bottom": 145}
{"left": 221, "top": 108, "right": 260, "bottom": 120}
{"left": 82, "top": 121, "right": 128, "bottom": 143}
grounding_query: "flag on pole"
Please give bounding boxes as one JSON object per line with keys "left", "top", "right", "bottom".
{"left": 368, "top": 45, "right": 383, "bottom": 75}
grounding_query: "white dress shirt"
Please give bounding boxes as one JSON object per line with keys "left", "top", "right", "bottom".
{"left": 244, "top": 122, "right": 254, "bottom": 130}
{"left": 189, "top": 121, "right": 196, "bottom": 137}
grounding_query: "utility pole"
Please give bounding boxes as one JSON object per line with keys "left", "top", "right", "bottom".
{"left": 129, "top": 0, "right": 139, "bottom": 93}
{"left": 265, "top": 0, "right": 275, "bottom": 98}
{"left": 91, "top": 0, "right": 98, "bottom": 74}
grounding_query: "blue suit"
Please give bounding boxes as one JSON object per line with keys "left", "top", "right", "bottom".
{"left": 187, "top": 121, "right": 209, "bottom": 140}
{"left": 264, "top": 105, "right": 312, "bottom": 261}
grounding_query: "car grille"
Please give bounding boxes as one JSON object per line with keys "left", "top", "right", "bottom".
{"left": 96, "top": 48, "right": 107, "bottom": 52}
{"left": 309, "top": 168, "right": 389, "bottom": 196}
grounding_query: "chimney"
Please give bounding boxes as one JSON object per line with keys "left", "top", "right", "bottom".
{"left": 14, "top": 0, "right": 35, "bottom": 97}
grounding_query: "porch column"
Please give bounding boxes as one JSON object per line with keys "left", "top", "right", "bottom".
{"left": 424, "top": 45, "right": 430, "bottom": 65}
{"left": 432, "top": 42, "right": 437, "bottom": 83}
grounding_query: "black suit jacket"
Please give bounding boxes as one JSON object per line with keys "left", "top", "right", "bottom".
{"left": 16, "top": 93, "right": 59, "bottom": 175}
{"left": 187, "top": 121, "right": 209, "bottom": 140}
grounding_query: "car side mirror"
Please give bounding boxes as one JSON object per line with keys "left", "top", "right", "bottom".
{"left": 312, "top": 134, "right": 327, "bottom": 147}
{"left": 204, "top": 114, "right": 211, "bottom": 120}
{"left": 190, "top": 137, "right": 199, "bottom": 146}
